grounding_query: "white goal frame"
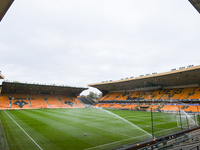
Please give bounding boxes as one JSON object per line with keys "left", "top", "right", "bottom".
{"left": 176, "top": 114, "right": 198, "bottom": 128}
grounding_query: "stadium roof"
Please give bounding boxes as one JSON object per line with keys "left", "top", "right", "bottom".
{"left": 1, "top": 81, "right": 88, "bottom": 95}
{"left": 0, "top": 72, "right": 5, "bottom": 79}
{"left": 189, "top": 0, "right": 200, "bottom": 14}
{"left": 88, "top": 65, "right": 200, "bottom": 92}
{"left": 0, "top": 0, "right": 14, "bottom": 22}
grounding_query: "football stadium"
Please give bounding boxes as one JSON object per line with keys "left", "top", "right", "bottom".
{"left": 1, "top": 0, "right": 200, "bottom": 150}
{"left": 1, "top": 66, "right": 200, "bottom": 150}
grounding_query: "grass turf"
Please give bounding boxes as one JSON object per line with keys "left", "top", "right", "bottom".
{"left": 0, "top": 108, "right": 191, "bottom": 150}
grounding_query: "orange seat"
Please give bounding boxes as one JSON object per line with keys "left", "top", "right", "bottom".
{"left": 0, "top": 93, "right": 10, "bottom": 109}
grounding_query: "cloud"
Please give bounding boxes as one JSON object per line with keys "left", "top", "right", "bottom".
{"left": 0, "top": 0, "right": 200, "bottom": 95}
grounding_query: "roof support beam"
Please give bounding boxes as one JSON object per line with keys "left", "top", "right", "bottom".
{"left": 0, "top": 0, "right": 14, "bottom": 22}
{"left": 189, "top": 0, "right": 200, "bottom": 14}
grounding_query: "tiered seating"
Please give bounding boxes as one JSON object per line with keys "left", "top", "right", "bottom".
{"left": 170, "top": 88, "right": 184, "bottom": 99}
{"left": 109, "top": 103, "right": 123, "bottom": 109}
{"left": 121, "top": 104, "right": 138, "bottom": 110}
{"left": 72, "top": 97, "right": 85, "bottom": 108}
{"left": 98, "top": 87, "right": 200, "bottom": 101}
{"left": 19, "top": 100, "right": 31, "bottom": 109}
{"left": 188, "top": 87, "right": 200, "bottom": 99}
{"left": 78, "top": 96, "right": 96, "bottom": 105}
{"left": 45, "top": 94, "right": 63, "bottom": 108}
{"left": 99, "top": 103, "right": 112, "bottom": 108}
{"left": 94, "top": 103, "right": 103, "bottom": 107}
{"left": 130, "top": 91, "right": 142, "bottom": 99}
{"left": 151, "top": 90, "right": 165, "bottom": 99}
{"left": 139, "top": 91, "right": 151, "bottom": 99}
{"left": 115, "top": 92, "right": 129, "bottom": 100}
{"left": 10, "top": 93, "right": 31, "bottom": 109}
{"left": 183, "top": 106, "right": 200, "bottom": 112}
{"left": 179, "top": 87, "right": 196, "bottom": 99}
{"left": 151, "top": 105, "right": 160, "bottom": 110}
{"left": 145, "top": 91, "right": 156, "bottom": 99}
{"left": 104, "top": 92, "right": 121, "bottom": 100}
{"left": 138, "top": 105, "right": 149, "bottom": 111}
{"left": 160, "top": 89, "right": 175, "bottom": 99}
{"left": 160, "top": 105, "right": 182, "bottom": 111}
{"left": 0, "top": 93, "right": 10, "bottom": 109}
{"left": 145, "top": 90, "right": 165, "bottom": 100}
{"left": 59, "top": 95, "right": 75, "bottom": 108}
{"left": 11, "top": 93, "right": 27, "bottom": 99}
{"left": 146, "top": 105, "right": 160, "bottom": 111}
{"left": 99, "top": 93, "right": 112, "bottom": 101}
{"left": 30, "top": 93, "right": 48, "bottom": 109}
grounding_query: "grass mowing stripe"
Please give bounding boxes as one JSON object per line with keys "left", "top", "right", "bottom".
{"left": 19, "top": 109, "right": 115, "bottom": 148}
{"left": 3, "top": 110, "right": 43, "bottom": 150}
{"left": 0, "top": 109, "right": 185, "bottom": 149}
{"left": 85, "top": 122, "right": 132, "bottom": 138}
{"left": 84, "top": 134, "right": 150, "bottom": 150}
{"left": 0, "top": 118, "right": 9, "bottom": 150}
{"left": 35, "top": 109, "right": 133, "bottom": 139}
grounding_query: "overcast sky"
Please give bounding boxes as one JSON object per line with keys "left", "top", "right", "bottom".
{"left": 0, "top": 0, "right": 200, "bottom": 95}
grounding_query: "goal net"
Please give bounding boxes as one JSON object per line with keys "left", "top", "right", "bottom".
{"left": 177, "top": 114, "right": 198, "bottom": 128}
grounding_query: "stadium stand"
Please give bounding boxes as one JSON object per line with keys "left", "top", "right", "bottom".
{"left": 130, "top": 91, "right": 142, "bottom": 99}
{"left": 93, "top": 103, "right": 102, "bottom": 107}
{"left": 77, "top": 96, "right": 96, "bottom": 105}
{"left": 44, "top": 94, "right": 63, "bottom": 108}
{"left": 0, "top": 92, "right": 9, "bottom": 109}
{"left": 104, "top": 92, "right": 121, "bottom": 100}
{"left": 9, "top": 93, "right": 31, "bottom": 109}
{"left": 120, "top": 104, "right": 138, "bottom": 110}
{"left": 179, "top": 87, "right": 196, "bottom": 99}
{"left": 98, "top": 87, "right": 200, "bottom": 101}
{"left": 89, "top": 65, "right": 200, "bottom": 115}
{"left": 146, "top": 105, "right": 160, "bottom": 111}
{"left": 115, "top": 92, "right": 130, "bottom": 100}
{"left": 29, "top": 93, "right": 48, "bottom": 109}
{"left": 58, "top": 94, "right": 74, "bottom": 108}
{"left": 169, "top": 88, "right": 184, "bottom": 99}
{"left": 99, "top": 103, "right": 112, "bottom": 108}
{"left": 183, "top": 106, "right": 200, "bottom": 112}
{"left": 160, "top": 105, "right": 182, "bottom": 112}
{"left": 71, "top": 96, "right": 85, "bottom": 108}
{"left": 151, "top": 89, "right": 166, "bottom": 100}
{"left": 0, "top": 81, "right": 87, "bottom": 110}
{"left": 188, "top": 87, "right": 200, "bottom": 99}
{"left": 108, "top": 103, "right": 123, "bottom": 109}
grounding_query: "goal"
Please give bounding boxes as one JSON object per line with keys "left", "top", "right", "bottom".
{"left": 177, "top": 114, "right": 198, "bottom": 128}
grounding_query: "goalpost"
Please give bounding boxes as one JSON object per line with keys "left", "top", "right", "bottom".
{"left": 177, "top": 114, "right": 198, "bottom": 129}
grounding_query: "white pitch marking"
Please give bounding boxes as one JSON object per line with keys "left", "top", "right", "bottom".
{"left": 4, "top": 110, "right": 43, "bottom": 150}
{"left": 85, "top": 123, "right": 132, "bottom": 138}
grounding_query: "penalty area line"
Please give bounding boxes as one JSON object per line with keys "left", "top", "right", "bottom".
{"left": 3, "top": 110, "right": 43, "bottom": 150}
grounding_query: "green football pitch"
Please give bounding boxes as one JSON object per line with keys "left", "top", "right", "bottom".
{"left": 0, "top": 108, "right": 190, "bottom": 150}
